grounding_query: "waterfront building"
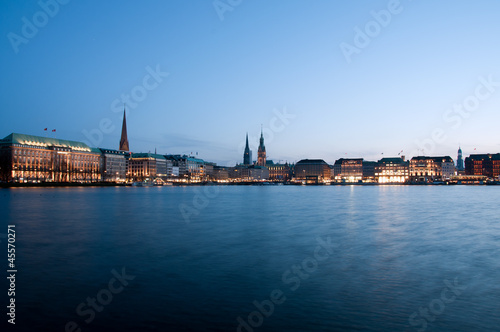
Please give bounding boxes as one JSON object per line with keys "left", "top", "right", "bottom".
{"left": 0, "top": 133, "right": 101, "bottom": 183}
{"left": 166, "top": 155, "right": 206, "bottom": 181}
{"left": 456, "top": 147, "right": 464, "bottom": 172}
{"left": 409, "top": 156, "right": 454, "bottom": 182}
{"left": 465, "top": 153, "right": 500, "bottom": 178}
{"left": 442, "top": 158, "right": 456, "bottom": 179}
{"left": 99, "top": 148, "right": 128, "bottom": 182}
{"left": 362, "top": 161, "right": 377, "bottom": 182}
{"left": 204, "top": 162, "right": 215, "bottom": 180}
{"left": 128, "top": 153, "right": 167, "bottom": 181}
{"left": 496, "top": 157, "right": 500, "bottom": 179}
{"left": 171, "top": 166, "right": 180, "bottom": 177}
{"left": 294, "top": 159, "right": 331, "bottom": 181}
{"left": 166, "top": 159, "right": 175, "bottom": 177}
{"left": 229, "top": 165, "right": 269, "bottom": 181}
{"left": 257, "top": 128, "right": 266, "bottom": 166}
{"left": 333, "top": 158, "right": 363, "bottom": 182}
{"left": 243, "top": 133, "right": 252, "bottom": 165}
{"left": 119, "top": 108, "right": 130, "bottom": 151}
{"left": 212, "top": 166, "right": 229, "bottom": 181}
{"left": 266, "top": 160, "right": 292, "bottom": 181}
{"left": 375, "top": 157, "right": 409, "bottom": 183}
{"left": 182, "top": 156, "right": 206, "bottom": 180}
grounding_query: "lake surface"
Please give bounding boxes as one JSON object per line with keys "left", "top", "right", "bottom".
{"left": 1, "top": 186, "right": 499, "bottom": 332}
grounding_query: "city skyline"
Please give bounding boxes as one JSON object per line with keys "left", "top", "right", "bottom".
{"left": 0, "top": 113, "right": 494, "bottom": 168}
{"left": 0, "top": 103, "right": 489, "bottom": 168}
{"left": 3, "top": 128, "right": 499, "bottom": 185}
{"left": 2, "top": 1, "right": 500, "bottom": 166}
{"left": 0, "top": 126, "right": 490, "bottom": 168}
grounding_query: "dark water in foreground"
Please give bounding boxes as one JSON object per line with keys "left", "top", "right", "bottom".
{"left": 1, "top": 186, "right": 500, "bottom": 332}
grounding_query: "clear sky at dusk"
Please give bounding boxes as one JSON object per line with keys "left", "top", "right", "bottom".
{"left": 1, "top": 0, "right": 500, "bottom": 166}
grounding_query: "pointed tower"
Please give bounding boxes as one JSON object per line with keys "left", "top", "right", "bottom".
{"left": 243, "top": 133, "right": 252, "bottom": 165}
{"left": 257, "top": 126, "right": 266, "bottom": 166}
{"left": 457, "top": 146, "right": 464, "bottom": 171}
{"left": 119, "top": 107, "right": 129, "bottom": 151}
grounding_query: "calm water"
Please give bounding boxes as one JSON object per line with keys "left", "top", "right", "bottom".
{"left": 1, "top": 186, "right": 500, "bottom": 332}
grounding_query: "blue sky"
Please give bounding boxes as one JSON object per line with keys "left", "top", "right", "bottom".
{"left": 1, "top": 0, "right": 500, "bottom": 165}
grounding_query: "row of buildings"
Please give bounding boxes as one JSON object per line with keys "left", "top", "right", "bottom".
{"left": 1, "top": 112, "right": 498, "bottom": 184}
{"left": 0, "top": 132, "right": 212, "bottom": 183}
{"left": 291, "top": 156, "right": 455, "bottom": 183}
{"left": 0, "top": 112, "right": 213, "bottom": 183}
{"left": 240, "top": 130, "right": 499, "bottom": 183}
{"left": 1, "top": 130, "right": 498, "bottom": 184}
{"left": 285, "top": 154, "right": 500, "bottom": 184}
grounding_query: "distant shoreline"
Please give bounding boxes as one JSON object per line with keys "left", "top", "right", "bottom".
{"left": 1, "top": 181, "right": 498, "bottom": 188}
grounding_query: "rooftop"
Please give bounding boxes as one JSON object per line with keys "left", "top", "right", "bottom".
{"left": 466, "top": 153, "right": 500, "bottom": 160}
{"left": 333, "top": 158, "right": 363, "bottom": 165}
{"left": 411, "top": 156, "right": 453, "bottom": 163}
{"left": 1, "top": 133, "right": 92, "bottom": 152}
{"left": 296, "top": 159, "right": 329, "bottom": 165}
{"left": 131, "top": 153, "right": 166, "bottom": 160}
{"left": 378, "top": 157, "right": 407, "bottom": 164}
{"left": 165, "top": 154, "right": 205, "bottom": 163}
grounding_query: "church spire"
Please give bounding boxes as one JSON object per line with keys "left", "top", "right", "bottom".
{"left": 257, "top": 125, "right": 266, "bottom": 166}
{"left": 457, "top": 145, "right": 464, "bottom": 171}
{"left": 119, "top": 106, "right": 129, "bottom": 151}
{"left": 259, "top": 125, "right": 265, "bottom": 151}
{"left": 243, "top": 132, "right": 251, "bottom": 165}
